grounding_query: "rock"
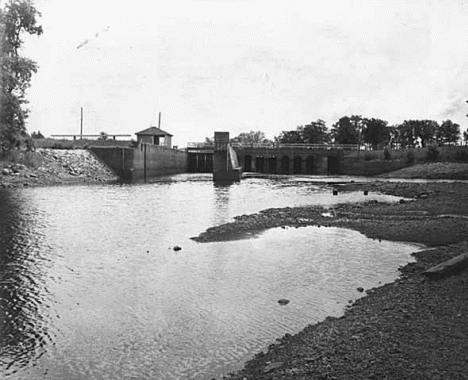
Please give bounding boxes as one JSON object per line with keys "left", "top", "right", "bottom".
{"left": 263, "top": 362, "right": 283, "bottom": 373}
{"left": 2, "top": 168, "right": 10, "bottom": 175}
{"left": 11, "top": 164, "right": 25, "bottom": 173}
{"left": 278, "top": 299, "right": 290, "bottom": 305}
{"left": 357, "top": 287, "right": 364, "bottom": 292}
{"left": 399, "top": 199, "right": 406, "bottom": 204}
{"left": 173, "top": 246, "right": 182, "bottom": 251}
{"left": 423, "top": 252, "right": 468, "bottom": 279}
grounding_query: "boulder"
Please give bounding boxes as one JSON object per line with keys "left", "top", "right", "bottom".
{"left": 423, "top": 252, "right": 468, "bottom": 279}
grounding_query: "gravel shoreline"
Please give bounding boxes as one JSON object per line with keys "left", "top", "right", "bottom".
{"left": 192, "top": 180, "right": 468, "bottom": 380}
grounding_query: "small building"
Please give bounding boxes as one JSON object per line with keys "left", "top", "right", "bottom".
{"left": 135, "top": 127, "right": 173, "bottom": 148}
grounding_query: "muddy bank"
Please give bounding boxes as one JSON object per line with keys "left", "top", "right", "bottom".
{"left": 0, "top": 148, "right": 118, "bottom": 188}
{"left": 193, "top": 182, "right": 468, "bottom": 247}
{"left": 193, "top": 181, "right": 468, "bottom": 379}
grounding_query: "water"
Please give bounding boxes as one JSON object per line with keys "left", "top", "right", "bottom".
{"left": 0, "top": 174, "right": 420, "bottom": 380}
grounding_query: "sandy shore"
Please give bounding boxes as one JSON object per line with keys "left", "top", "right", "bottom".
{"left": 192, "top": 180, "right": 468, "bottom": 379}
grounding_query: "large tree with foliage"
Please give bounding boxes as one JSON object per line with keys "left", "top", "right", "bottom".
{"left": 396, "top": 121, "right": 417, "bottom": 148}
{"left": 275, "top": 119, "right": 330, "bottom": 144}
{"left": 361, "top": 118, "right": 390, "bottom": 149}
{"left": 230, "top": 130, "right": 271, "bottom": 144}
{"left": 436, "top": 120, "right": 460, "bottom": 146}
{"left": 397, "top": 120, "right": 438, "bottom": 148}
{"left": 275, "top": 129, "right": 303, "bottom": 143}
{"left": 302, "top": 119, "right": 330, "bottom": 144}
{"left": 0, "top": 0, "right": 42, "bottom": 152}
{"left": 330, "top": 115, "right": 363, "bottom": 145}
{"left": 413, "top": 120, "right": 438, "bottom": 148}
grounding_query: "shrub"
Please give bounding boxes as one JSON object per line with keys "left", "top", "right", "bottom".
{"left": 454, "top": 150, "right": 468, "bottom": 162}
{"left": 363, "top": 152, "right": 373, "bottom": 161}
{"left": 405, "top": 150, "right": 415, "bottom": 164}
{"left": 383, "top": 148, "right": 392, "bottom": 160}
{"left": 425, "top": 146, "right": 440, "bottom": 162}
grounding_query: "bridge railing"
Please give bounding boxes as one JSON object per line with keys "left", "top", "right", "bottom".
{"left": 187, "top": 142, "right": 360, "bottom": 150}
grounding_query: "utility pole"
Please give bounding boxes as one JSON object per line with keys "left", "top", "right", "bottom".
{"left": 80, "top": 107, "right": 83, "bottom": 140}
{"left": 158, "top": 111, "right": 161, "bottom": 129}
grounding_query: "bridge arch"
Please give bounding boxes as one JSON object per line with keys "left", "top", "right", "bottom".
{"left": 280, "top": 156, "right": 290, "bottom": 174}
{"left": 256, "top": 156, "right": 265, "bottom": 173}
{"left": 305, "top": 156, "right": 314, "bottom": 174}
{"left": 244, "top": 155, "right": 252, "bottom": 172}
{"left": 293, "top": 156, "right": 302, "bottom": 174}
{"left": 268, "top": 156, "right": 278, "bottom": 174}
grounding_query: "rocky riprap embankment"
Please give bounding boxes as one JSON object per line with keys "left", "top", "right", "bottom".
{"left": 0, "top": 149, "right": 118, "bottom": 188}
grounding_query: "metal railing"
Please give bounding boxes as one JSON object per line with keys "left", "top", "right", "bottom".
{"left": 51, "top": 134, "right": 132, "bottom": 141}
{"left": 187, "top": 142, "right": 360, "bottom": 150}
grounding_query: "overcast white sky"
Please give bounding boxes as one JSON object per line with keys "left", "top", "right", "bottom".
{"left": 16, "top": 0, "right": 468, "bottom": 146}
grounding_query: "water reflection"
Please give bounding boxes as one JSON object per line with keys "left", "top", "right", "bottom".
{"left": 213, "top": 181, "right": 236, "bottom": 225}
{"left": 0, "top": 190, "right": 54, "bottom": 375}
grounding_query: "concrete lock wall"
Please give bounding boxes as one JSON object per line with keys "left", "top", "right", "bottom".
{"left": 90, "top": 147, "right": 135, "bottom": 178}
{"left": 91, "top": 144, "right": 187, "bottom": 180}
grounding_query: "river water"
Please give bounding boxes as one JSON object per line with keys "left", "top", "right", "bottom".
{"left": 0, "top": 174, "right": 419, "bottom": 380}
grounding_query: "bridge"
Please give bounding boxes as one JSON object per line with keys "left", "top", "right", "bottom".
{"left": 187, "top": 136, "right": 360, "bottom": 177}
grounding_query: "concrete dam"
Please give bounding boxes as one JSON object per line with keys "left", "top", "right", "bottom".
{"left": 91, "top": 132, "right": 407, "bottom": 180}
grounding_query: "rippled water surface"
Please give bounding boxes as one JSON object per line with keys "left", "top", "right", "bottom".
{"left": 0, "top": 174, "right": 419, "bottom": 379}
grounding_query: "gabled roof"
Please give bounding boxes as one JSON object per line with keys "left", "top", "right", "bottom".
{"left": 135, "top": 127, "right": 173, "bottom": 137}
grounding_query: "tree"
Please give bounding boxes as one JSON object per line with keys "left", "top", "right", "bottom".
{"left": 275, "top": 129, "right": 304, "bottom": 144}
{"left": 464, "top": 130, "right": 468, "bottom": 146}
{"left": 387, "top": 125, "right": 400, "bottom": 149}
{"left": 331, "top": 115, "right": 362, "bottom": 144}
{"left": 302, "top": 119, "right": 330, "bottom": 144}
{"left": 98, "top": 131, "right": 108, "bottom": 140}
{"left": 230, "top": 130, "right": 270, "bottom": 144}
{"left": 397, "top": 120, "right": 438, "bottom": 148}
{"left": 0, "top": 0, "right": 43, "bottom": 152}
{"left": 413, "top": 120, "right": 438, "bottom": 148}
{"left": 397, "top": 121, "right": 417, "bottom": 148}
{"left": 436, "top": 120, "right": 460, "bottom": 146}
{"left": 362, "top": 118, "right": 390, "bottom": 150}
{"left": 30, "top": 130, "right": 43, "bottom": 139}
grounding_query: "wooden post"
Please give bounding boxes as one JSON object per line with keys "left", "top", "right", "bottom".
{"left": 80, "top": 107, "right": 83, "bottom": 140}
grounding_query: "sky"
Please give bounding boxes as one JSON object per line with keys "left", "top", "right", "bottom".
{"left": 13, "top": 0, "right": 468, "bottom": 147}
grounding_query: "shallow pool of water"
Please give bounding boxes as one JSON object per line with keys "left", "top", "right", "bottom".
{"left": 0, "top": 175, "right": 420, "bottom": 379}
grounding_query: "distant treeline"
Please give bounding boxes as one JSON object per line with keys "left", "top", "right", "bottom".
{"left": 208, "top": 116, "right": 467, "bottom": 150}
{"left": 275, "top": 116, "right": 466, "bottom": 150}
